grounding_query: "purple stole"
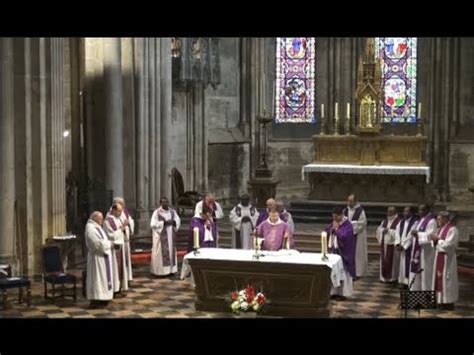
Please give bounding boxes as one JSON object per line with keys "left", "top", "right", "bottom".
{"left": 399, "top": 216, "right": 419, "bottom": 278}
{"left": 95, "top": 227, "right": 112, "bottom": 290}
{"left": 434, "top": 224, "right": 453, "bottom": 293}
{"left": 380, "top": 216, "right": 400, "bottom": 280}
{"left": 410, "top": 213, "right": 434, "bottom": 273}
{"left": 156, "top": 209, "right": 176, "bottom": 267}
{"left": 344, "top": 206, "right": 364, "bottom": 236}
{"left": 106, "top": 217, "right": 124, "bottom": 281}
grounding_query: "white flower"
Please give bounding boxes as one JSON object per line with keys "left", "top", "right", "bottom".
{"left": 240, "top": 302, "right": 249, "bottom": 311}
{"left": 231, "top": 301, "right": 240, "bottom": 311}
{"left": 239, "top": 290, "right": 246, "bottom": 296}
{"left": 253, "top": 303, "right": 260, "bottom": 311}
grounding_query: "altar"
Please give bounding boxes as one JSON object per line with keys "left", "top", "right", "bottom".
{"left": 180, "top": 248, "right": 344, "bottom": 317}
{"left": 302, "top": 163, "right": 430, "bottom": 202}
{"left": 302, "top": 38, "right": 430, "bottom": 203}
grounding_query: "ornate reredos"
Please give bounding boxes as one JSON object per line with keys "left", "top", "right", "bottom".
{"left": 355, "top": 38, "right": 382, "bottom": 134}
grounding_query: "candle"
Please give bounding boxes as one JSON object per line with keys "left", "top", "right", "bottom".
{"left": 391, "top": 106, "right": 394, "bottom": 117}
{"left": 286, "top": 236, "right": 290, "bottom": 250}
{"left": 418, "top": 102, "right": 422, "bottom": 119}
{"left": 346, "top": 103, "right": 350, "bottom": 119}
{"left": 193, "top": 227, "right": 200, "bottom": 249}
{"left": 321, "top": 104, "right": 324, "bottom": 118}
{"left": 321, "top": 231, "right": 327, "bottom": 255}
{"left": 335, "top": 102, "right": 339, "bottom": 118}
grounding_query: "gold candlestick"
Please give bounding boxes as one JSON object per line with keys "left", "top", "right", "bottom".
{"left": 334, "top": 115, "right": 339, "bottom": 135}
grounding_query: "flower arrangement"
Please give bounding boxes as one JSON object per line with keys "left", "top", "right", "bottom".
{"left": 229, "top": 285, "right": 267, "bottom": 313}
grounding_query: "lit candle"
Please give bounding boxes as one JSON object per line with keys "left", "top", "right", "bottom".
{"left": 193, "top": 227, "right": 200, "bottom": 249}
{"left": 335, "top": 102, "right": 339, "bottom": 118}
{"left": 286, "top": 236, "right": 290, "bottom": 250}
{"left": 321, "top": 104, "right": 324, "bottom": 118}
{"left": 346, "top": 103, "right": 350, "bottom": 119}
{"left": 418, "top": 102, "right": 422, "bottom": 119}
{"left": 321, "top": 231, "right": 327, "bottom": 255}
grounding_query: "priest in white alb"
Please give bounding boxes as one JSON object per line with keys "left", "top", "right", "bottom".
{"left": 150, "top": 197, "right": 181, "bottom": 276}
{"left": 104, "top": 203, "right": 128, "bottom": 295}
{"left": 431, "top": 211, "right": 458, "bottom": 310}
{"left": 395, "top": 207, "right": 419, "bottom": 288}
{"left": 85, "top": 211, "right": 117, "bottom": 308}
{"left": 344, "top": 194, "right": 368, "bottom": 278}
{"left": 375, "top": 206, "right": 401, "bottom": 283}
{"left": 409, "top": 204, "right": 437, "bottom": 291}
{"left": 229, "top": 194, "right": 259, "bottom": 249}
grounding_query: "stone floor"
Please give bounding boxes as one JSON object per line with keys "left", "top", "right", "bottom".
{"left": 1, "top": 257, "right": 473, "bottom": 319}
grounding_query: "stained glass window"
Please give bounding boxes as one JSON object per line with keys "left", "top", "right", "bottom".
{"left": 375, "top": 37, "right": 418, "bottom": 123}
{"left": 275, "top": 38, "right": 315, "bottom": 123}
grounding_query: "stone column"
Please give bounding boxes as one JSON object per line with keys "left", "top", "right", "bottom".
{"left": 103, "top": 38, "right": 124, "bottom": 197}
{"left": 49, "top": 38, "right": 67, "bottom": 235}
{"left": 135, "top": 38, "right": 145, "bottom": 210}
{"left": 154, "top": 38, "right": 162, "bottom": 204}
{"left": 0, "top": 38, "right": 16, "bottom": 267}
{"left": 160, "top": 38, "right": 172, "bottom": 199}
{"left": 148, "top": 38, "right": 156, "bottom": 208}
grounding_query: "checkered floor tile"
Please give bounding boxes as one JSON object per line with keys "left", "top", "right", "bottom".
{"left": 1, "top": 258, "right": 472, "bottom": 318}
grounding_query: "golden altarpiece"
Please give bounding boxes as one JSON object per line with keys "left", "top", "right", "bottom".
{"left": 304, "top": 39, "right": 430, "bottom": 202}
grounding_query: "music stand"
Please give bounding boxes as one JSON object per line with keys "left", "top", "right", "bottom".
{"left": 399, "top": 272, "right": 436, "bottom": 318}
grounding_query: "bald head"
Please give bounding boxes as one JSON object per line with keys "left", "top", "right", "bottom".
{"left": 113, "top": 197, "right": 125, "bottom": 207}
{"left": 90, "top": 211, "right": 104, "bottom": 225}
{"left": 266, "top": 198, "right": 276, "bottom": 211}
{"left": 347, "top": 194, "right": 357, "bottom": 208}
{"left": 204, "top": 193, "right": 215, "bottom": 205}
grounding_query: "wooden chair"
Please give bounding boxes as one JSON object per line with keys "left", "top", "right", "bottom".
{"left": 171, "top": 167, "right": 200, "bottom": 216}
{"left": 0, "top": 264, "right": 31, "bottom": 310}
{"left": 42, "top": 245, "right": 77, "bottom": 302}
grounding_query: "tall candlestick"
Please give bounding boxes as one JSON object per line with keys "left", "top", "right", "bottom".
{"left": 335, "top": 102, "right": 339, "bottom": 118}
{"left": 193, "top": 227, "right": 200, "bottom": 249}
{"left": 418, "top": 102, "right": 422, "bottom": 119}
{"left": 321, "top": 104, "right": 325, "bottom": 118}
{"left": 321, "top": 231, "right": 327, "bottom": 255}
{"left": 346, "top": 103, "right": 350, "bottom": 119}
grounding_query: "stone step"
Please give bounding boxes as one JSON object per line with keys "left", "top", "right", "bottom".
{"left": 458, "top": 253, "right": 474, "bottom": 268}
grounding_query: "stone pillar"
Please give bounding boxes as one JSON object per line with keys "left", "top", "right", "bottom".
{"left": 154, "top": 38, "right": 162, "bottom": 204}
{"left": 103, "top": 38, "right": 124, "bottom": 197}
{"left": 160, "top": 38, "right": 172, "bottom": 199}
{"left": 135, "top": 38, "right": 145, "bottom": 210}
{"left": 49, "top": 38, "right": 67, "bottom": 235}
{"left": 148, "top": 38, "right": 156, "bottom": 208}
{"left": 0, "top": 38, "right": 16, "bottom": 267}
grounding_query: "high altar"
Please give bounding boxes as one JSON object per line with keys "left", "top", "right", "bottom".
{"left": 303, "top": 39, "right": 430, "bottom": 203}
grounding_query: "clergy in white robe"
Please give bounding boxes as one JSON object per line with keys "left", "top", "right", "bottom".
{"left": 276, "top": 200, "right": 295, "bottom": 235}
{"left": 395, "top": 207, "right": 419, "bottom": 287}
{"left": 194, "top": 193, "right": 224, "bottom": 220}
{"left": 431, "top": 211, "right": 458, "bottom": 308}
{"left": 344, "top": 194, "right": 368, "bottom": 278}
{"left": 229, "top": 194, "right": 259, "bottom": 249}
{"left": 107, "top": 197, "right": 134, "bottom": 285}
{"left": 85, "top": 212, "right": 116, "bottom": 307}
{"left": 375, "top": 207, "right": 401, "bottom": 283}
{"left": 408, "top": 204, "right": 437, "bottom": 291}
{"left": 150, "top": 197, "right": 181, "bottom": 276}
{"left": 104, "top": 203, "right": 129, "bottom": 294}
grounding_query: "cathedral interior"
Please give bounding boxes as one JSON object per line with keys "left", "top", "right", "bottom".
{"left": 0, "top": 37, "right": 473, "bottom": 319}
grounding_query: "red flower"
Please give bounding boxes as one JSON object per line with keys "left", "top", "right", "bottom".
{"left": 245, "top": 286, "right": 255, "bottom": 303}
{"left": 257, "top": 294, "right": 266, "bottom": 305}
{"left": 231, "top": 292, "right": 238, "bottom": 301}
